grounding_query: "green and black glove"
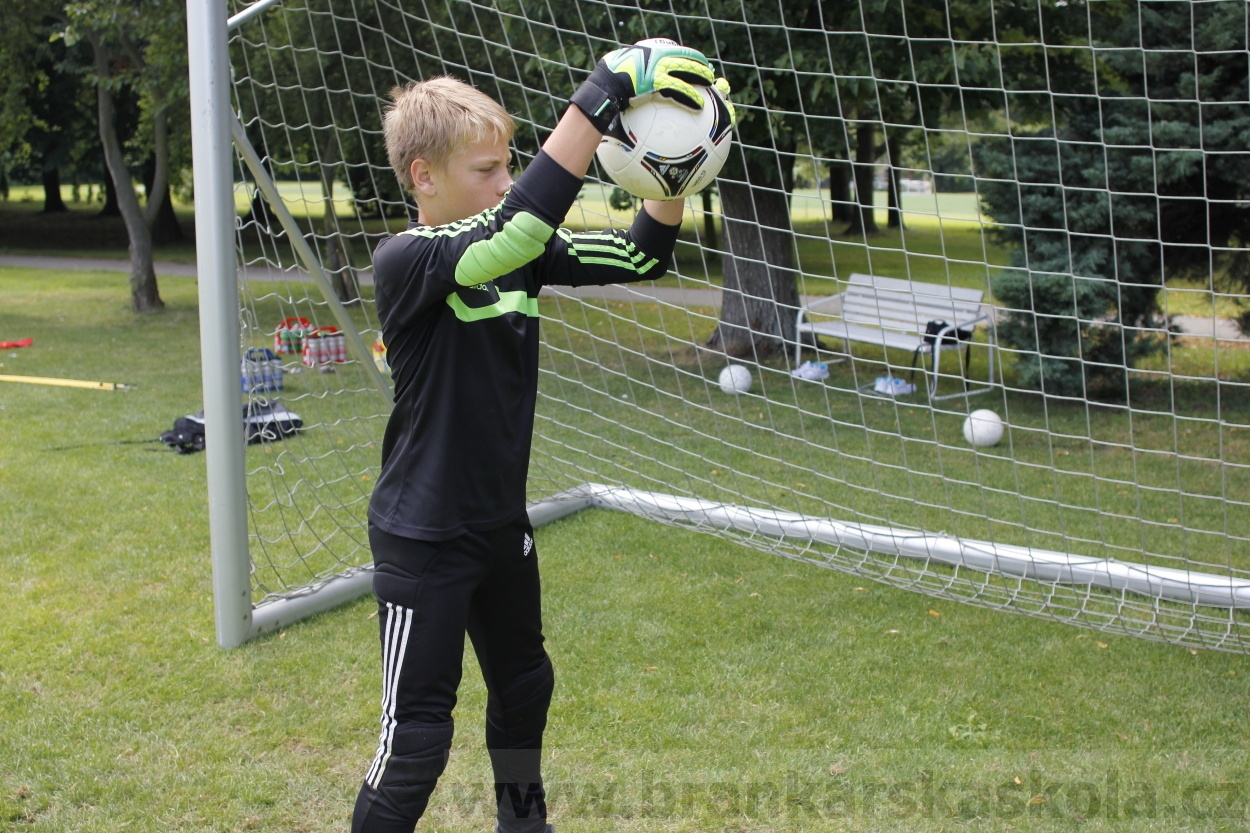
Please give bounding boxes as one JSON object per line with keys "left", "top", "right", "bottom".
{"left": 570, "top": 38, "right": 717, "bottom": 133}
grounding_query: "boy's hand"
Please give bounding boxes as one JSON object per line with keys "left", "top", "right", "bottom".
{"left": 600, "top": 39, "right": 715, "bottom": 109}
{"left": 570, "top": 38, "right": 716, "bottom": 133}
{"left": 714, "top": 77, "right": 737, "bottom": 126}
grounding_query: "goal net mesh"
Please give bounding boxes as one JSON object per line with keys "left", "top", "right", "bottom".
{"left": 223, "top": 0, "right": 1250, "bottom": 651}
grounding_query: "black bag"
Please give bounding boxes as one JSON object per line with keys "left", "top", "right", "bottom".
{"left": 160, "top": 415, "right": 206, "bottom": 454}
{"left": 911, "top": 320, "right": 975, "bottom": 383}
{"left": 922, "top": 319, "right": 973, "bottom": 349}
{"left": 160, "top": 401, "right": 303, "bottom": 454}
{"left": 243, "top": 400, "right": 303, "bottom": 444}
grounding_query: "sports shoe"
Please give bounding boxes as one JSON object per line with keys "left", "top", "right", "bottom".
{"left": 873, "top": 375, "right": 916, "bottom": 396}
{"left": 791, "top": 360, "right": 829, "bottom": 381}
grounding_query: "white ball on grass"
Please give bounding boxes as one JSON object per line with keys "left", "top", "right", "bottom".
{"left": 963, "top": 409, "right": 1004, "bottom": 447}
{"left": 718, "top": 364, "right": 752, "bottom": 394}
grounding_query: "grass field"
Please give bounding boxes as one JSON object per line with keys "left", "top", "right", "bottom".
{"left": 4, "top": 267, "right": 1250, "bottom": 832}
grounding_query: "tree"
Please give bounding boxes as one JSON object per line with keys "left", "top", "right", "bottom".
{"left": 0, "top": 1, "right": 39, "bottom": 200}
{"left": 977, "top": 0, "right": 1250, "bottom": 396}
{"left": 844, "top": 122, "right": 878, "bottom": 235}
{"left": 135, "top": 6, "right": 189, "bottom": 244}
{"left": 677, "top": 1, "right": 831, "bottom": 357}
{"left": 1156, "top": 0, "right": 1250, "bottom": 332}
{"left": 977, "top": 127, "right": 1167, "bottom": 396}
{"left": 65, "top": 0, "right": 188, "bottom": 312}
{"left": 0, "top": 1, "right": 98, "bottom": 214}
{"left": 695, "top": 0, "right": 998, "bottom": 350}
{"left": 26, "top": 46, "right": 84, "bottom": 215}
{"left": 834, "top": 0, "right": 1014, "bottom": 236}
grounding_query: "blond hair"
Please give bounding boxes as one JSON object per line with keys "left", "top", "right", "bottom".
{"left": 384, "top": 77, "right": 515, "bottom": 197}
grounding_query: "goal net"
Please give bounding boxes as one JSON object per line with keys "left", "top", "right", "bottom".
{"left": 194, "top": 0, "right": 1250, "bottom": 650}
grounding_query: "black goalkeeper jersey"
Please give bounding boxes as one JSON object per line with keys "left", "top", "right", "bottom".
{"left": 368, "top": 150, "right": 679, "bottom": 540}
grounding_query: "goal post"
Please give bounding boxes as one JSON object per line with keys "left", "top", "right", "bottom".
{"left": 191, "top": 0, "right": 1250, "bottom": 652}
{"left": 188, "top": 0, "right": 251, "bottom": 648}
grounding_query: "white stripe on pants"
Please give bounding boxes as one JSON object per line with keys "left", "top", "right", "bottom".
{"left": 366, "top": 601, "right": 414, "bottom": 788}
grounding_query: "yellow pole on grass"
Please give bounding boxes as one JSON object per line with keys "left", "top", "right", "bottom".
{"left": 0, "top": 374, "right": 135, "bottom": 391}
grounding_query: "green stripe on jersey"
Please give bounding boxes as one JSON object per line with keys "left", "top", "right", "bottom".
{"left": 455, "top": 212, "right": 554, "bottom": 287}
{"left": 398, "top": 205, "right": 501, "bottom": 240}
{"left": 446, "top": 289, "right": 538, "bottom": 322}
{"left": 557, "top": 229, "right": 658, "bottom": 274}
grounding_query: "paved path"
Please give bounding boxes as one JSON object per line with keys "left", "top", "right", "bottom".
{"left": 3, "top": 254, "right": 1242, "bottom": 342}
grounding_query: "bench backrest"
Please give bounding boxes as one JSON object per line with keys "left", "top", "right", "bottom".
{"left": 841, "top": 273, "right": 984, "bottom": 334}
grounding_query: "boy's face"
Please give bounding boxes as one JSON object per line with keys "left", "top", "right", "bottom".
{"left": 409, "top": 132, "right": 514, "bottom": 226}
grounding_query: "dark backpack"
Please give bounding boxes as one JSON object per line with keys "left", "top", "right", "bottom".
{"left": 922, "top": 319, "right": 973, "bottom": 349}
{"left": 160, "top": 414, "right": 206, "bottom": 454}
{"left": 910, "top": 320, "right": 975, "bottom": 382}
{"left": 161, "top": 401, "right": 303, "bottom": 454}
{"left": 243, "top": 400, "right": 303, "bottom": 444}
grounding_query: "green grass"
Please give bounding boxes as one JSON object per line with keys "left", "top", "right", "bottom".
{"left": 1160, "top": 278, "right": 1247, "bottom": 321}
{"left": 531, "top": 295, "right": 1250, "bottom": 561}
{"left": 3, "top": 267, "right": 1250, "bottom": 832}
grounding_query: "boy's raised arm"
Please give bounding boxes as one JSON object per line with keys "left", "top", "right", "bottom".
{"left": 539, "top": 107, "right": 684, "bottom": 228}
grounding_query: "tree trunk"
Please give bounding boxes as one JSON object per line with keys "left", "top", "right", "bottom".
{"left": 93, "top": 40, "right": 162, "bottom": 312}
{"left": 247, "top": 190, "right": 273, "bottom": 234}
{"left": 143, "top": 156, "right": 184, "bottom": 245}
{"left": 244, "top": 125, "right": 277, "bottom": 236}
{"left": 317, "top": 136, "right": 359, "bottom": 304}
{"left": 149, "top": 179, "right": 184, "bottom": 245}
{"left": 701, "top": 187, "right": 718, "bottom": 252}
{"left": 141, "top": 107, "right": 183, "bottom": 245}
{"left": 707, "top": 155, "right": 800, "bottom": 359}
{"left": 828, "top": 158, "right": 852, "bottom": 224}
{"left": 99, "top": 171, "right": 120, "bottom": 217}
{"left": 845, "top": 122, "right": 878, "bottom": 236}
{"left": 886, "top": 134, "right": 903, "bottom": 230}
{"left": 42, "top": 167, "right": 68, "bottom": 213}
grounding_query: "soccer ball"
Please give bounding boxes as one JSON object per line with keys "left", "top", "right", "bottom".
{"left": 962, "top": 409, "right": 1004, "bottom": 448}
{"left": 596, "top": 78, "right": 735, "bottom": 201}
{"left": 718, "top": 364, "right": 752, "bottom": 394}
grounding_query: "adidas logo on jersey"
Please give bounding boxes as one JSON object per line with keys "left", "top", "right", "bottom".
{"left": 522, "top": 533, "right": 533, "bottom": 557}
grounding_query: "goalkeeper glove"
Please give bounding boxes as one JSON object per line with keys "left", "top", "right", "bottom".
{"left": 570, "top": 38, "right": 717, "bottom": 133}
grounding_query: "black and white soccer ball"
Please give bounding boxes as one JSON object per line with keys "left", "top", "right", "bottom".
{"left": 596, "top": 83, "right": 734, "bottom": 201}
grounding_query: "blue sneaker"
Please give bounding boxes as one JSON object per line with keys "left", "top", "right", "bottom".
{"left": 791, "top": 360, "right": 829, "bottom": 381}
{"left": 873, "top": 375, "right": 916, "bottom": 395}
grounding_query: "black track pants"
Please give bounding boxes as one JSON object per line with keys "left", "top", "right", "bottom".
{"left": 353, "top": 518, "right": 554, "bottom": 833}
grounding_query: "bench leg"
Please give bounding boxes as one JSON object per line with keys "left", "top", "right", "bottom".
{"left": 929, "top": 341, "right": 997, "bottom": 402}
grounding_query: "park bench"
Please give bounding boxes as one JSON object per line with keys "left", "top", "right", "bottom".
{"left": 794, "top": 273, "right": 997, "bottom": 401}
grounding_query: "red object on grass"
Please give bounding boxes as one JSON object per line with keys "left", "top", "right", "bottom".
{"left": 0, "top": 338, "right": 33, "bottom": 349}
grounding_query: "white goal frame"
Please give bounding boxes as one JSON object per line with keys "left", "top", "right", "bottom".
{"left": 189, "top": 0, "right": 1250, "bottom": 652}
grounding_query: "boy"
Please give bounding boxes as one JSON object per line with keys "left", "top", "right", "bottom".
{"left": 354, "top": 40, "right": 729, "bottom": 833}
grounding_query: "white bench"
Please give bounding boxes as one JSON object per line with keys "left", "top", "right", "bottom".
{"left": 794, "top": 273, "right": 997, "bottom": 400}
